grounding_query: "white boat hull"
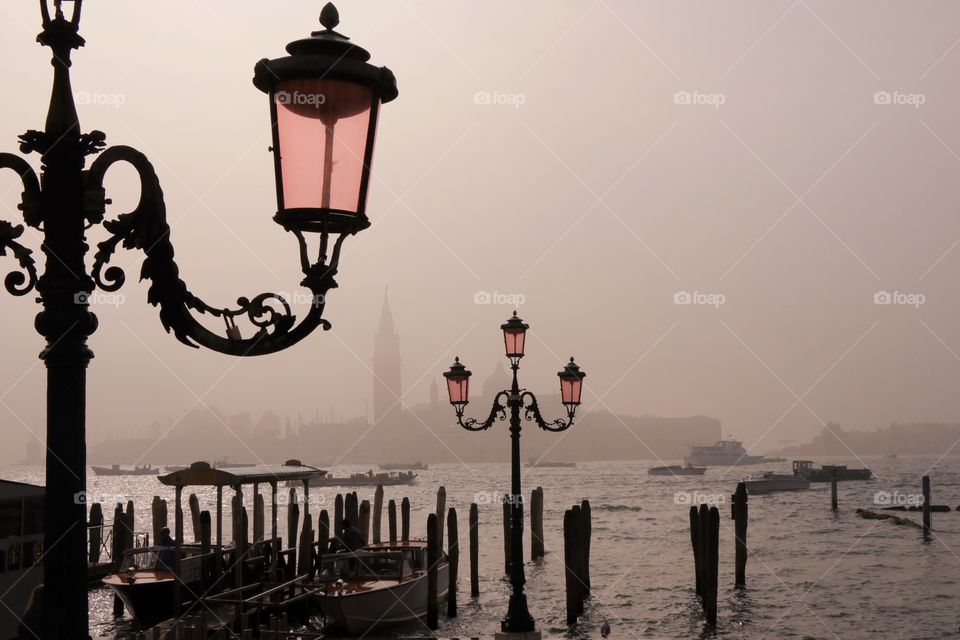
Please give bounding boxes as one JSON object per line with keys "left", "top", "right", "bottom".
{"left": 320, "top": 565, "right": 450, "bottom": 634}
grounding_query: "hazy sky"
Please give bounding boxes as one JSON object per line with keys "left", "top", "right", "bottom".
{"left": 4, "top": 1, "right": 960, "bottom": 461}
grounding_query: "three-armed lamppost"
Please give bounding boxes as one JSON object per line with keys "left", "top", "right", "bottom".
{"left": 0, "top": 2, "right": 396, "bottom": 637}
{"left": 443, "top": 312, "right": 586, "bottom": 637}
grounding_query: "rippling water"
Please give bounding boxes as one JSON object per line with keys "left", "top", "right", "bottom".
{"left": 4, "top": 457, "right": 959, "bottom": 639}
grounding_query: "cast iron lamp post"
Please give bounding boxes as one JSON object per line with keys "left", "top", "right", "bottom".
{"left": 443, "top": 312, "right": 586, "bottom": 636}
{"left": 0, "top": 2, "right": 396, "bottom": 637}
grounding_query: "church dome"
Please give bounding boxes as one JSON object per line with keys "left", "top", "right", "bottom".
{"left": 482, "top": 361, "right": 512, "bottom": 397}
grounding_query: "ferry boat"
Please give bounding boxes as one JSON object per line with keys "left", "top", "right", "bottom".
{"left": 306, "top": 470, "right": 416, "bottom": 487}
{"left": 684, "top": 439, "right": 767, "bottom": 466}
{"left": 379, "top": 461, "right": 428, "bottom": 471}
{"left": 92, "top": 464, "right": 160, "bottom": 476}
{"left": 792, "top": 460, "right": 872, "bottom": 482}
{"left": 648, "top": 463, "right": 706, "bottom": 476}
{"left": 317, "top": 540, "right": 449, "bottom": 634}
{"left": 0, "top": 480, "right": 44, "bottom": 639}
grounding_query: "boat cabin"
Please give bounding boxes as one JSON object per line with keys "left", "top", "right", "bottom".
{"left": 0, "top": 480, "right": 44, "bottom": 638}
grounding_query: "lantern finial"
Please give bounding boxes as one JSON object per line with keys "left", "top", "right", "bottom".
{"left": 319, "top": 3, "right": 340, "bottom": 31}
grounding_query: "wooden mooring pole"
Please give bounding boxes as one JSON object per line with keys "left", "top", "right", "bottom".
{"left": 427, "top": 513, "right": 439, "bottom": 630}
{"left": 733, "top": 482, "right": 748, "bottom": 587}
{"left": 334, "top": 493, "right": 344, "bottom": 547}
{"left": 530, "top": 487, "right": 544, "bottom": 560}
{"left": 580, "top": 499, "right": 592, "bottom": 594}
{"left": 447, "top": 507, "right": 459, "bottom": 617}
{"left": 88, "top": 503, "right": 102, "bottom": 565}
{"left": 831, "top": 472, "right": 838, "bottom": 512}
{"left": 372, "top": 485, "right": 384, "bottom": 544}
{"left": 689, "top": 506, "right": 701, "bottom": 596}
{"left": 436, "top": 486, "right": 446, "bottom": 551}
{"left": 705, "top": 506, "right": 720, "bottom": 625}
{"left": 469, "top": 502, "right": 479, "bottom": 598}
{"left": 388, "top": 499, "right": 397, "bottom": 543}
{"left": 188, "top": 493, "right": 201, "bottom": 542}
{"left": 922, "top": 475, "right": 932, "bottom": 536}
{"left": 563, "top": 507, "right": 580, "bottom": 626}
{"left": 286, "top": 489, "right": 299, "bottom": 552}
{"left": 401, "top": 497, "right": 410, "bottom": 542}
{"left": 358, "top": 500, "right": 371, "bottom": 544}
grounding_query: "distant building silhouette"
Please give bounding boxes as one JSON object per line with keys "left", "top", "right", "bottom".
{"left": 373, "top": 288, "right": 402, "bottom": 424}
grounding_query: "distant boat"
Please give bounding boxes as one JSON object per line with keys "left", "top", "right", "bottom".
{"left": 648, "top": 464, "right": 706, "bottom": 476}
{"left": 526, "top": 459, "right": 575, "bottom": 468}
{"left": 379, "top": 461, "right": 428, "bottom": 471}
{"left": 305, "top": 471, "right": 417, "bottom": 487}
{"left": 684, "top": 438, "right": 766, "bottom": 466}
{"left": 163, "top": 458, "right": 250, "bottom": 473}
{"left": 792, "top": 460, "right": 872, "bottom": 482}
{"left": 91, "top": 464, "right": 159, "bottom": 476}
{"left": 744, "top": 472, "right": 810, "bottom": 495}
{"left": 883, "top": 453, "right": 898, "bottom": 460}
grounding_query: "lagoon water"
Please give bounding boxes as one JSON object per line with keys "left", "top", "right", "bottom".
{"left": 4, "top": 457, "right": 959, "bottom": 639}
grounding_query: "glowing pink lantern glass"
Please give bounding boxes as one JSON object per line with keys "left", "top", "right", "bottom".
{"left": 558, "top": 358, "right": 586, "bottom": 412}
{"left": 274, "top": 78, "right": 374, "bottom": 213}
{"left": 501, "top": 311, "right": 529, "bottom": 360}
{"left": 443, "top": 358, "right": 472, "bottom": 409}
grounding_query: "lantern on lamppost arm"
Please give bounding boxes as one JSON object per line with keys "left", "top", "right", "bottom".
{"left": 0, "top": 2, "right": 396, "bottom": 637}
{"left": 443, "top": 313, "right": 586, "bottom": 636}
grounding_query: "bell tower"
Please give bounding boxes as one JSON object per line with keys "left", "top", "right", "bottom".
{"left": 373, "top": 288, "right": 402, "bottom": 423}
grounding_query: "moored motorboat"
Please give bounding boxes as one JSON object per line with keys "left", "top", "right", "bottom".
{"left": 648, "top": 464, "right": 706, "bottom": 476}
{"left": 0, "top": 480, "right": 44, "bottom": 639}
{"left": 792, "top": 460, "right": 872, "bottom": 482}
{"left": 744, "top": 472, "right": 810, "bottom": 495}
{"left": 102, "top": 546, "right": 206, "bottom": 629}
{"left": 316, "top": 541, "right": 449, "bottom": 634}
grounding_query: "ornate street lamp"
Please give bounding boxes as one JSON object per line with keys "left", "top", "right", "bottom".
{"left": 443, "top": 313, "right": 586, "bottom": 636}
{"left": 0, "top": 2, "right": 396, "bottom": 637}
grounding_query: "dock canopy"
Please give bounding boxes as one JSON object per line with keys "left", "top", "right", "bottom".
{"left": 158, "top": 460, "right": 325, "bottom": 487}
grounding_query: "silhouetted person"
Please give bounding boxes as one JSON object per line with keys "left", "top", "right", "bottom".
{"left": 337, "top": 519, "right": 366, "bottom": 551}
{"left": 156, "top": 527, "right": 176, "bottom": 569}
{"left": 18, "top": 584, "right": 42, "bottom": 639}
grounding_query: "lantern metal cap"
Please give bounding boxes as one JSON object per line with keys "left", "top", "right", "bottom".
{"left": 558, "top": 357, "right": 586, "bottom": 380}
{"left": 285, "top": 3, "right": 371, "bottom": 61}
{"left": 500, "top": 310, "right": 529, "bottom": 333}
{"left": 443, "top": 356, "right": 472, "bottom": 379}
{"left": 253, "top": 2, "right": 398, "bottom": 103}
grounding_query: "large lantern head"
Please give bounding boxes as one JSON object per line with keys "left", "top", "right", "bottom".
{"left": 500, "top": 311, "right": 529, "bottom": 364}
{"left": 253, "top": 3, "right": 398, "bottom": 239}
{"left": 558, "top": 357, "right": 586, "bottom": 415}
{"left": 443, "top": 357, "right": 472, "bottom": 414}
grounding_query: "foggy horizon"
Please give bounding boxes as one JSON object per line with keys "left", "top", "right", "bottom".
{"left": 5, "top": 1, "right": 960, "bottom": 464}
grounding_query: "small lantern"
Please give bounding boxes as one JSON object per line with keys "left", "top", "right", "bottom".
{"left": 558, "top": 357, "right": 586, "bottom": 412}
{"left": 443, "top": 357, "right": 472, "bottom": 410}
{"left": 253, "top": 3, "right": 398, "bottom": 236}
{"left": 501, "top": 311, "right": 529, "bottom": 361}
